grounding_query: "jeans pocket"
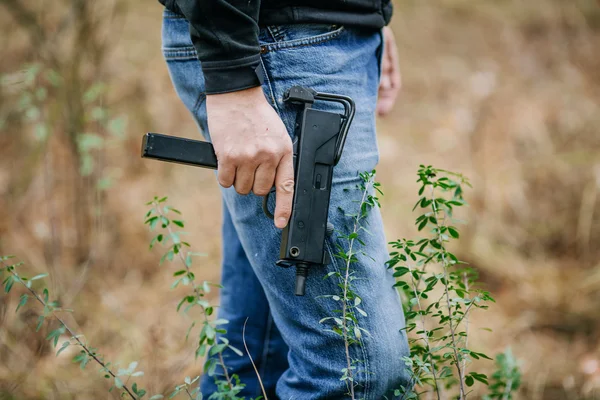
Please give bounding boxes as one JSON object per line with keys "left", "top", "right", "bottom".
{"left": 161, "top": 9, "right": 197, "bottom": 61}
{"left": 259, "top": 24, "right": 345, "bottom": 53}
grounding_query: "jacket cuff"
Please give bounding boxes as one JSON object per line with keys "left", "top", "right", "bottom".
{"left": 201, "top": 54, "right": 263, "bottom": 95}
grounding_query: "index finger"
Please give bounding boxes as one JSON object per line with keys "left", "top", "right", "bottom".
{"left": 273, "top": 151, "right": 294, "bottom": 229}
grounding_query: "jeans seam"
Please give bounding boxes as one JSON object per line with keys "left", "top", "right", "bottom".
{"left": 259, "top": 57, "right": 279, "bottom": 113}
{"left": 324, "top": 237, "right": 371, "bottom": 399}
{"left": 192, "top": 92, "right": 207, "bottom": 115}
{"left": 261, "top": 26, "right": 345, "bottom": 53}
{"left": 162, "top": 47, "right": 197, "bottom": 60}
{"left": 267, "top": 25, "right": 284, "bottom": 42}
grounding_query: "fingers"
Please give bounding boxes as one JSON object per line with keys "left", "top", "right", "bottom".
{"left": 273, "top": 151, "right": 295, "bottom": 229}
{"left": 377, "top": 27, "right": 402, "bottom": 117}
{"left": 234, "top": 162, "right": 257, "bottom": 195}
{"left": 387, "top": 31, "right": 401, "bottom": 91}
{"left": 253, "top": 162, "right": 276, "bottom": 196}
{"left": 377, "top": 96, "right": 395, "bottom": 116}
{"left": 217, "top": 161, "right": 236, "bottom": 188}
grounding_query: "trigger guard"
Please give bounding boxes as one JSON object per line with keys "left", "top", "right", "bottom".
{"left": 262, "top": 188, "right": 276, "bottom": 219}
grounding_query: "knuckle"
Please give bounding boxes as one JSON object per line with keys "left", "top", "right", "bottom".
{"left": 235, "top": 185, "right": 251, "bottom": 195}
{"left": 253, "top": 186, "right": 270, "bottom": 196}
{"left": 278, "top": 179, "right": 294, "bottom": 194}
{"left": 219, "top": 177, "right": 233, "bottom": 188}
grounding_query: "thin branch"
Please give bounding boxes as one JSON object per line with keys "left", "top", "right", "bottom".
{"left": 153, "top": 202, "right": 234, "bottom": 392}
{"left": 339, "top": 177, "right": 375, "bottom": 399}
{"left": 243, "top": 318, "right": 268, "bottom": 400}
{"left": 430, "top": 186, "right": 465, "bottom": 400}
{"left": 3, "top": 261, "right": 137, "bottom": 400}
{"left": 405, "top": 255, "right": 441, "bottom": 400}
{"left": 502, "top": 378, "right": 513, "bottom": 400}
{"left": 461, "top": 272, "right": 471, "bottom": 377}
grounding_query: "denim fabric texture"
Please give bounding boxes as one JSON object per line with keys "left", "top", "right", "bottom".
{"left": 161, "top": 9, "right": 410, "bottom": 399}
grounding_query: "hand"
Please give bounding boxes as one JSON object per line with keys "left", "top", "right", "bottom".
{"left": 377, "top": 26, "right": 402, "bottom": 117}
{"left": 206, "top": 87, "right": 294, "bottom": 229}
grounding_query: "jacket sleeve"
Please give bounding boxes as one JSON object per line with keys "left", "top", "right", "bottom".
{"left": 174, "top": 0, "right": 262, "bottom": 95}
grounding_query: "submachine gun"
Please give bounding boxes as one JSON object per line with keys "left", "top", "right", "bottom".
{"left": 141, "top": 86, "right": 355, "bottom": 296}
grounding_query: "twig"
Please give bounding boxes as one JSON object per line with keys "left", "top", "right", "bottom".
{"left": 502, "top": 378, "right": 513, "bottom": 400}
{"left": 3, "top": 261, "right": 137, "bottom": 400}
{"left": 153, "top": 202, "right": 234, "bottom": 392}
{"left": 243, "top": 318, "right": 268, "bottom": 400}
{"left": 405, "top": 255, "right": 441, "bottom": 400}
{"left": 184, "top": 387, "right": 194, "bottom": 400}
{"left": 340, "top": 178, "right": 375, "bottom": 400}
{"left": 461, "top": 272, "right": 471, "bottom": 377}
{"left": 430, "top": 186, "right": 465, "bottom": 400}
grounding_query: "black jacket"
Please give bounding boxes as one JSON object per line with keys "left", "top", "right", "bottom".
{"left": 159, "top": 0, "right": 392, "bottom": 94}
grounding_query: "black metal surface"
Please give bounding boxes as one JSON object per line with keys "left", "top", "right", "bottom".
{"left": 141, "top": 132, "right": 218, "bottom": 169}
{"left": 279, "top": 108, "right": 341, "bottom": 266}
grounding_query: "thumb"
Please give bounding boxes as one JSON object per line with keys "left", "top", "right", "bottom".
{"left": 273, "top": 152, "right": 295, "bottom": 229}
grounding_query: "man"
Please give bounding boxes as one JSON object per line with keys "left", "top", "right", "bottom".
{"left": 158, "top": 0, "right": 407, "bottom": 398}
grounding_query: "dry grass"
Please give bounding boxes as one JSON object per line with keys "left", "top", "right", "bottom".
{"left": 0, "top": 0, "right": 599, "bottom": 399}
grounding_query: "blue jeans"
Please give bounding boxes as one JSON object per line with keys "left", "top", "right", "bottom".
{"left": 162, "top": 9, "right": 410, "bottom": 399}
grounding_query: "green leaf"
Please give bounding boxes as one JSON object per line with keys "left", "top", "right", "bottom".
{"left": 34, "top": 124, "right": 48, "bottom": 141}
{"left": 83, "top": 82, "right": 106, "bottom": 103}
{"left": 204, "top": 323, "right": 216, "bottom": 340}
{"left": 196, "top": 344, "right": 207, "bottom": 358}
{"left": 471, "top": 351, "right": 493, "bottom": 360}
{"left": 149, "top": 396, "right": 164, "bottom": 400}
{"left": 77, "top": 133, "right": 104, "bottom": 152}
{"left": 228, "top": 344, "right": 244, "bottom": 357}
{"left": 448, "top": 227, "right": 460, "bottom": 238}
{"left": 56, "top": 341, "right": 70, "bottom": 356}
{"left": 36, "top": 315, "right": 45, "bottom": 332}
{"left": 16, "top": 294, "right": 28, "bottom": 312}
{"left": 4, "top": 276, "right": 14, "bottom": 293}
{"left": 393, "top": 267, "right": 410, "bottom": 277}
{"left": 46, "top": 326, "right": 66, "bottom": 347}
{"left": 355, "top": 307, "right": 367, "bottom": 317}
{"left": 30, "top": 273, "right": 48, "bottom": 281}
{"left": 108, "top": 116, "right": 127, "bottom": 138}
{"left": 114, "top": 376, "right": 124, "bottom": 389}
{"left": 173, "top": 220, "right": 184, "bottom": 228}
{"left": 470, "top": 372, "right": 489, "bottom": 385}
{"left": 465, "top": 375, "right": 474, "bottom": 387}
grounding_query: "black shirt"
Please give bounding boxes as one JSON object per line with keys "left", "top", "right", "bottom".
{"left": 159, "top": 0, "right": 392, "bottom": 94}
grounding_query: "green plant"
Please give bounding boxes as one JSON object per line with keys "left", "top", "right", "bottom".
{"left": 483, "top": 348, "right": 522, "bottom": 400}
{"left": 1, "top": 64, "right": 126, "bottom": 185}
{"left": 0, "top": 256, "right": 163, "bottom": 400}
{"left": 387, "top": 165, "right": 511, "bottom": 399}
{"left": 319, "top": 171, "right": 381, "bottom": 398}
{"left": 145, "top": 196, "right": 250, "bottom": 400}
{"left": 2, "top": 165, "right": 522, "bottom": 400}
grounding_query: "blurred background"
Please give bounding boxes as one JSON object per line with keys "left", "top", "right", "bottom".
{"left": 0, "top": 0, "right": 599, "bottom": 398}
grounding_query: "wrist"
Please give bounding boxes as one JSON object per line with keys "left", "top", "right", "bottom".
{"left": 207, "top": 86, "right": 267, "bottom": 107}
